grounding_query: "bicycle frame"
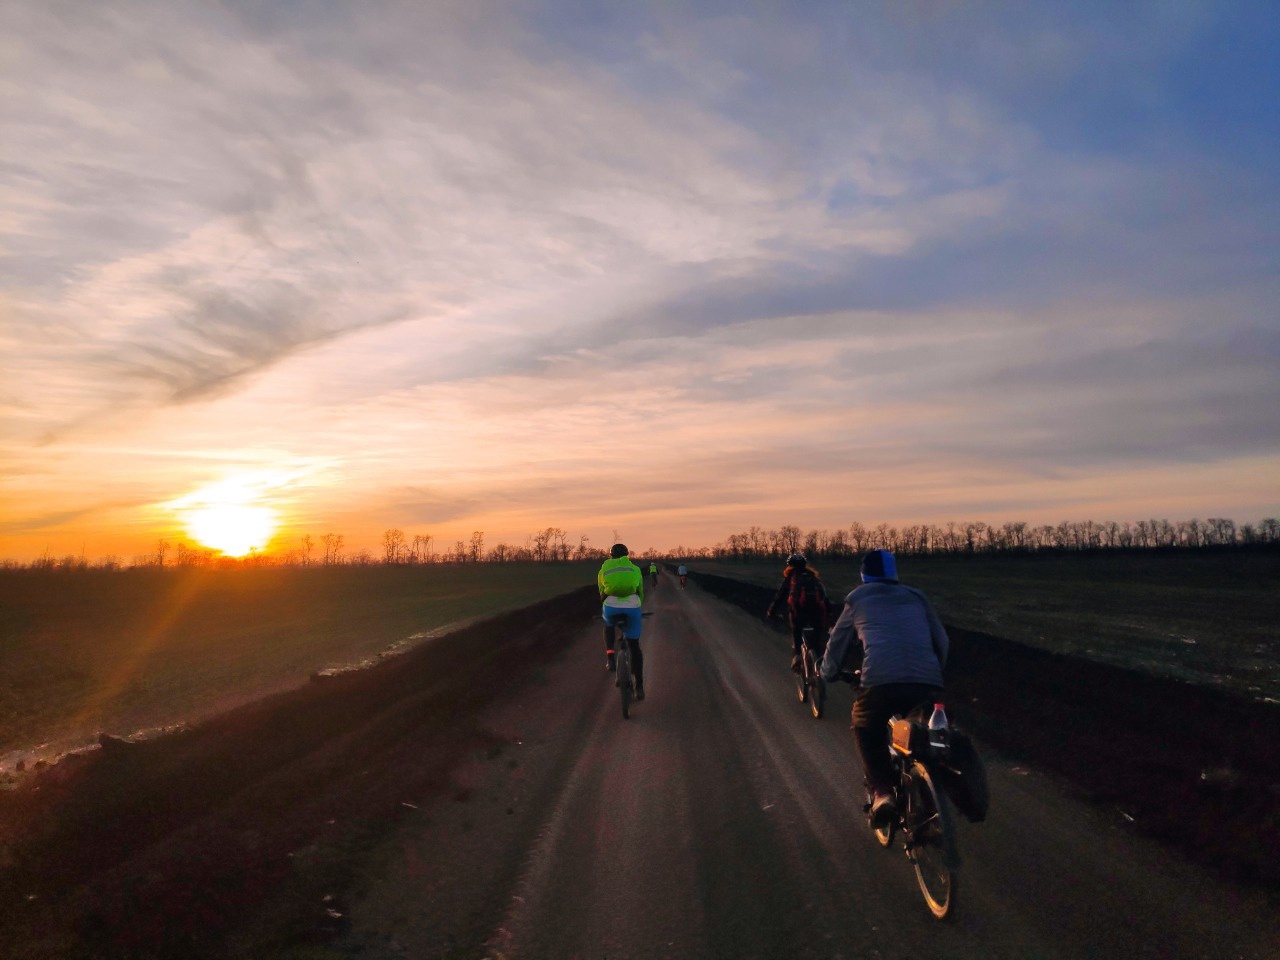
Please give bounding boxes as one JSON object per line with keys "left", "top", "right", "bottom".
{"left": 873, "top": 717, "right": 961, "bottom": 920}
{"left": 603, "top": 611, "right": 651, "bottom": 720}
{"left": 795, "top": 626, "right": 825, "bottom": 718}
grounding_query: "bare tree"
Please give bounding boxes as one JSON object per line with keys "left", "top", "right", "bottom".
{"left": 532, "top": 528, "right": 553, "bottom": 562}
{"left": 154, "top": 539, "right": 171, "bottom": 568}
{"left": 470, "top": 530, "right": 485, "bottom": 563}
{"left": 383, "top": 528, "right": 407, "bottom": 564}
{"left": 409, "top": 533, "right": 433, "bottom": 564}
{"left": 300, "top": 534, "right": 314, "bottom": 566}
{"left": 321, "top": 533, "right": 345, "bottom": 565}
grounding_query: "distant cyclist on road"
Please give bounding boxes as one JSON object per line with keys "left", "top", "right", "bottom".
{"left": 599, "top": 543, "right": 647, "bottom": 700}
{"left": 765, "top": 552, "right": 829, "bottom": 675}
{"left": 648, "top": 561, "right": 659, "bottom": 588}
{"left": 818, "top": 549, "right": 949, "bottom": 825}
{"left": 677, "top": 563, "right": 688, "bottom": 588}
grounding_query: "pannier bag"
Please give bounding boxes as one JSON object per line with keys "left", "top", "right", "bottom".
{"left": 934, "top": 730, "right": 990, "bottom": 823}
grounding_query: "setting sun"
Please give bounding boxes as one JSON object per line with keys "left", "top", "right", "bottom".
{"left": 185, "top": 503, "right": 278, "bottom": 557}
{"left": 166, "top": 475, "right": 287, "bottom": 557}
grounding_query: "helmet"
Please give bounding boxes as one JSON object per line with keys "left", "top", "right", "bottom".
{"left": 787, "top": 552, "right": 807, "bottom": 568}
{"left": 610, "top": 543, "right": 629, "bottom": 559}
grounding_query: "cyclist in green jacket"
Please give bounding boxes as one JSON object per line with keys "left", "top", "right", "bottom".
{"left": 599, "top": 543, "right": 647, "bottom": 699}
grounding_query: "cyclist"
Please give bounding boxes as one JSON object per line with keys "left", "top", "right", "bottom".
{"left": 648, "top": 561, "right": 659, "bottom": 588}
{"left": 818, "top": 549, "right": 949, "bottom": 824}
{"left": 599, "top": 543, "right": 647, "bottom": 700}
{"left": 765, "top": 552, "right": 829, "bottom": 674}
{"left": 677, "top": 563, "right": 688, "bottom": 588}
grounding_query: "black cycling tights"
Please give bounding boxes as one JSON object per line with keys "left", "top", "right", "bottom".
{"left": 604, "top": 627, "right": 644, "bottom": 683}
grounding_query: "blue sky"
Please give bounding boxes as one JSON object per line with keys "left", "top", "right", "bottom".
{"left": 1, "top": 0, "right": 1277, "bottom": 560}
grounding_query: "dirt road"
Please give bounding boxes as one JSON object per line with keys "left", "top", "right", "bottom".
{"left": 2, "top": 579, "right": 1274, "bottom": 959}
{"left": 339, "top": 580, "right": 1274, "bottom": 960}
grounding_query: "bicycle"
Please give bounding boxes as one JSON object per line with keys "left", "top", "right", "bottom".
{"left": 868, "top": 708, "right": 961, "bottom": 920}
{"left": 794, "top": 626, "right": 825, "bottom": 719}
{"left": 603, "top": 611, "right": 652, "bottom": 720}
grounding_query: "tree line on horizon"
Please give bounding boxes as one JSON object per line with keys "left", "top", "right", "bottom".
{"left": 8, "top": 515, "right": 1278, "bottom": 572}
{"left": 690, "top": 516, "right": 1280, "bottom": 562}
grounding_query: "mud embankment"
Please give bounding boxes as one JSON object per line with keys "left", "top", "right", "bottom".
{"left": 0, "top": 586, "right": 600, "bottom": 960}
{"left": 691, "top": 570, "right": 1280, "bottom": 891}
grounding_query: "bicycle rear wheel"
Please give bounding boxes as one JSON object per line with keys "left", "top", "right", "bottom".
{"left": 617, "top": 646, "right": 633, "bottom": 720}
{"left": 905, "top": 762, "right": 959, "bottom": 920}
{"left": 806, "top": 650, "right": 824, "bottom": 719}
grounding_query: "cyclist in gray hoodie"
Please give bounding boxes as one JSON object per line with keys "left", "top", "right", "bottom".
{"left": 818, "top": 549, "right": 949, "bottom": 822}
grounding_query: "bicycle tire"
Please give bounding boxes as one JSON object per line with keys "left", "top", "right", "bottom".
{"left": 873, "top": 809, "right": 894, "bottom": 848}
{"left": 801, "top": 646, "right": 824, "bottom": 718}
{"left": 905, "top": 761, "right": 959, "bottom": 920}
{"left": 872, "top": 770, "right": 895, "bottom": 847}
{"left": 617, "top": 646, "right": 633, "bottom": 720}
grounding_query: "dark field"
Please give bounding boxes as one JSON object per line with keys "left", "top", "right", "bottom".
{"left": 0, "top": 563, "right": 595, "bottom": 767}
{"left": 696, "top": 551, "right": 1280, "bottom": 702}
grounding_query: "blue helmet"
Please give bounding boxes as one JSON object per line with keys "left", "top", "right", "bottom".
{"left": 861, "top": 549, "right": 898, "bottom": 582}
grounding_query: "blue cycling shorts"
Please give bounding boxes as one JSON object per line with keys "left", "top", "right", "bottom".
{"left": 602, "top": 602, "right": 643, "bottom": 640}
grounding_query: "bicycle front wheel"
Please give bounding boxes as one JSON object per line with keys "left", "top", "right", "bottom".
{"left": 905, "top": 762, "right": 959, "bottom": 920}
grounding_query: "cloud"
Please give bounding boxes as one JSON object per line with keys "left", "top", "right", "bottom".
{"left": 2, "top": 1, "right": 1278, "bottom": 559}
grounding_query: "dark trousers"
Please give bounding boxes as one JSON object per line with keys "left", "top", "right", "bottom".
{"left": 790, "top": 611, "right": 827, "bottom": 658}
{"left": 604, "top": 626, "right": 644, "bottom": 684}
{"left": 851, "top": 683, "right": 943, "bottom": 796}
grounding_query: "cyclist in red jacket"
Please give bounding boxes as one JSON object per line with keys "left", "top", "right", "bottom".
{"left": 765, "top": 552, "right": 829, "bottom": 675}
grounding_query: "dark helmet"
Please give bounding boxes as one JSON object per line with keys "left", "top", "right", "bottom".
{"left": 787, "top": 552, "right": 807, "bottom": 568}
{"left": 610, "top": 543, "right": 629, "bottom": 559}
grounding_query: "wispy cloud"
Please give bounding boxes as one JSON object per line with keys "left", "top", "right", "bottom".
{"left": 2, "top": 0, "right": 1277, "bottom": 558}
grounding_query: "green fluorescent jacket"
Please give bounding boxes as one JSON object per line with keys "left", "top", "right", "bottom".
{"left": 598, "top": 557, "right": 645, "bottom": 601}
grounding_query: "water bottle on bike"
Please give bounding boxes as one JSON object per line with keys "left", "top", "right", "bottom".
{"left": 927, "top": 703, "right": 949, "bottom": 754}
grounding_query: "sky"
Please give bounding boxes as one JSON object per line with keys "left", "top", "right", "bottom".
{"left": 2, "top": 0, "right": 1278, "bottom": 562}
